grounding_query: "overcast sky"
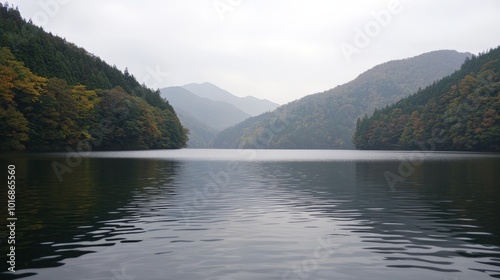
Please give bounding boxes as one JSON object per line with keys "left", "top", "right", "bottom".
{"left": 8, "top": 0, "right": 500, "bottom": 104}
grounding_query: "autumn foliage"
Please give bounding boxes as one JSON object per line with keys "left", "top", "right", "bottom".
{"left": 354, "top": 47, "right": 500, "bottom": 151}
{"left": 0, "top": 4, "right": 187, "bottom": 151}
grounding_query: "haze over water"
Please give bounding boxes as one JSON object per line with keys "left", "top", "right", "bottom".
{"left": 1, "top": 149, "right": 500, "bottom": 279}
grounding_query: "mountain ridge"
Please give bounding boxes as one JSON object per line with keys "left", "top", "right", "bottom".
{"left": 160, "top": 86, "right": 251, "bottom": 131}
{"left": 182, "top": 82, "right": 279, "bottom": 116}
{"left": 353, "top": 47, "right": 500, "bottom": 151}
{"left": 0, "top": 4, "right": 187, "bottom": 151}
{"left": 160, "top": 86, "right": 256, "bottom": 147}
{"left": 211, "top": 50, "right": 471, "bottom": 149}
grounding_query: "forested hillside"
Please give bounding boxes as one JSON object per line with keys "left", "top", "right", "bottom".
{"left": 0, "top": 4, "right": 187, "bottom": 151}
{"left": 353, "top": 46, "right": 500, "bottom": 151}
{"left": 212, "top": 50, "right": 470, "bottom": 149}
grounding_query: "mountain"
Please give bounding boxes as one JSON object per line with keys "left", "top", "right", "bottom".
{"left": 159, "top": 87, "right": 252, "bottom": 148}
{"left": 354, "top": 47, "right": 500, "bottom": 151}
{"left": 211, "top": 50, "right": 471, "bottom": 149}
{"left": 0, "top": 4, "right": 187, "bottom": 151}
{"left": 182, "top": 82, "right": 279, "bottom": 116}
{"left": 174, "top": 108, "right": 218, "bottom": 148}
{"left": 160, "top": 86, "right": 251, "bottom": 131}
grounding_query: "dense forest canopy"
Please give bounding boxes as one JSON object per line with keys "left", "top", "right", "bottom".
{"left": 353, "top": 46, "right": 500, "bottom": 151}
{"left": 0, "top": 3, "right": 188, "bottom": 151}
{"left": 211, "top": 50, "right": 470, "bottom": 149}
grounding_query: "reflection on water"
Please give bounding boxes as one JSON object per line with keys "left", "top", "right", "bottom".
{"left": 0, "top": 157, "right": 181, "bottom": 279}
{"left": 0, "top": 150, "right": 499, "bottom": 279}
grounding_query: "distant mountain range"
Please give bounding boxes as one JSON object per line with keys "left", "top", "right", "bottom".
{"left": 174, "top": 108, "right": 218, "bottom": 148}
{"left": 183, "top": 82, "right": 279, "bottom": 116}
{"left": 211, "top": 50, "right": 471, "bottom": 149}
{"left": 160, "top": 83, "right": 279, "bottom": 148}
{"left": 160, "top": 86, "right": 250, "bottom": 131}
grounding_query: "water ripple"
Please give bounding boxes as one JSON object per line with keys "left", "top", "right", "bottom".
{"left": 1, "top": 152, "right": 500, "bottom": 279}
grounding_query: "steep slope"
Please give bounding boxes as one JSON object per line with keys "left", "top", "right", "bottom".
{"left": 160, "top": 87, "right": 251, "bottom": 131}
{"left": 212, "top": 50, "right": 471, "bottom": 149}
{"left": 0, "top": 5, "right": 171, "bottom": 112}
{"left": 0, "top": 4, "right": 187, "bottom": 151}
{"left": 182, "top": 82, "right": 279, "bottom": 116}
{"left": 354, "top": 46, "right": 500, "bottom": 151}
{"left": 174, "top": 109, "right": 218, "bottom": 148}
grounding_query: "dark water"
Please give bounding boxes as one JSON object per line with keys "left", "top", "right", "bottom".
{"left": 1, "top": 149, "right": 500, "bottom": 279}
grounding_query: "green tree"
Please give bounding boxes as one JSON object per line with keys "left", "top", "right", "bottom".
{"left": 0, "top": 47, "right": 45, "bottom": 150}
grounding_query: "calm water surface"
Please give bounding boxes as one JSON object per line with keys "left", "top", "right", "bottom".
{"left": 1, "top": 149, "right": 500, "bottom": 279}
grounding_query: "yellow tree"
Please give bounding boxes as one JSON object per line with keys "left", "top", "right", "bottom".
{"left": 0, "top": 47, "right": 46, "bottom": 150}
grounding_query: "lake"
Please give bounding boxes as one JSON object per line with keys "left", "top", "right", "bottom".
{"left": 1, "top": 149, "right": 500, "bottom": 279}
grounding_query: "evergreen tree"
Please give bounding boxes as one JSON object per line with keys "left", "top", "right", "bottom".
{"left": 353, "top": 46, "right": 500, "bottom": 152}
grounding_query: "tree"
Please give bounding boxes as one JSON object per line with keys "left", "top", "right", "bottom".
{"left": 0, "top": 47, "right": 45, "bottom": 150}
{"left": 353, "top": 46, "right": 500, "bottom": 152}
